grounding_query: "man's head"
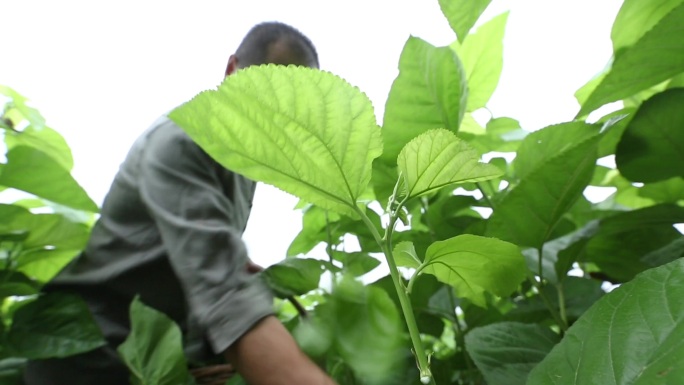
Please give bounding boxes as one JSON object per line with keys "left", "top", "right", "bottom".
{"left": 226, "top": 22, "right": 319, "bottom": 76}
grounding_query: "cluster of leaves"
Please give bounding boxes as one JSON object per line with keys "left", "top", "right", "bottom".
{"left": 0, "top": 87, "right": 104, "bottom": 383}
{"left": 125, "top": 0, "right": 684, "bottom": 384}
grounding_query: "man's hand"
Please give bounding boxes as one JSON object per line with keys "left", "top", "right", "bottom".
{"left": 225, "top": 316, "right": 336, "bottom": 385}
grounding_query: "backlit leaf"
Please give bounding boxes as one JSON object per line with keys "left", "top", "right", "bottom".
{"left": 380, "top": 37, "right": 467, "bottom": 164}
{"left": 170, "top": 65, "right": 381, "bottom": 218}
{"left": 611, "top": 0, "right": 684, "bottom": 52}
{"left": 438, "top": 0, "right": 492, "bottom": 43}
{"left": 397, "top": 129, "right": 502, "bottom": 198}
{"left": 578, "top": 3, "right": 684, "bottom": 116}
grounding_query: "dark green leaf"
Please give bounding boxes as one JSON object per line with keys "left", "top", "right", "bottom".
{"left": 422, "top": 235, "right": 526, "bottom": 307}
{"left": 334, "top": 251, "right": 381, "bottom": 277}
{"left": 583, "top": 204, "right": 684, "bottom": 281}
{"left": 0, "top": 146, "right": 98, "bottom": 212}
{"left": 465, "top": 322, "right": 561, "bottom": 385}
{"left": 261, "top": 258, "right": 325, "bottom": 298}
{"left": 438, "top": 0, "right": 492, "bottom": 43}
{"left": 528, "top": 259, "right": 684, "bottom": 384}
{"left": 640, "top": 236, "right": 684, "bottom": 267}
{"left": 0, "top": 358, "right": 27, "bottom": 385}
{"left": 380, "top": 37, "right": 467, "bottom": 164}
{"left": 487, "top": 130, "right": 600, "bottom": 248}
{"left": 118, "top": 297, "right": 194, "bottom": 385}
{"left": 6, "top": 293, "right": 105, "bottom": 359}
{"left": 0, "top": 271, "right": 39, "bottom": 299}
{"left": 578, "top": 3, "right": 684, "bottom": 116}
{"left": 616, "top": 88, "right": 684, "bottom": 183}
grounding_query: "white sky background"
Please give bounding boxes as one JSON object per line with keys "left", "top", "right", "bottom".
{"left": 1, "top": 0, "right": 622, "bottom": 268}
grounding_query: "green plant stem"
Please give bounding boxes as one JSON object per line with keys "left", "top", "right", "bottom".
{"left": 526, "top": 275, "right": 568, "bottom": 331}
{"left": 447, "top": 288, "right": 474, "bottom": 371}
{"left": 557, "top": 281, "right": 568, "bottom": 328}
{"left": 324, "top": 210, "right": 335, "bottom": 265}
{"left": 537, "top": 245, "right": 544, "bottom": 282}
{"left": 476, "top": 183, "right": 495, "bottom": 209}
{"left": 355, "top": 207, "right": 432, "bottom": 382}
{"left": 406, "top": 263, "right": 426, "bottom": 294}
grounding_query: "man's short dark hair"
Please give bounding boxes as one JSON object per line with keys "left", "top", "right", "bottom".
{"left": 234, "top": 22, "right": 319, "bottom": 68}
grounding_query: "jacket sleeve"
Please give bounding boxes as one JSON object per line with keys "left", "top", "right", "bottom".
{"left": 138, "top": 120, "right": 273, "bottom": 354}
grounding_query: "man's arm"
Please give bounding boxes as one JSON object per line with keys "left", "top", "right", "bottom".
{"left": 226, "top": 316, "right": 336, "bottom": 385}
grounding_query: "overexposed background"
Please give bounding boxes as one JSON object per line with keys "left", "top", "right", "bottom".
{"left": 0, "top": 0, "right": 622, "bottom": 267}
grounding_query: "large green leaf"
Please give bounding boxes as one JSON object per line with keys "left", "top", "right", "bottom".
{"left": 0, "top": 146, "right": 98, "bottom": 212}
{"left": 170, "top": 65, "right": 381, "bottom": 218}
{"left": 261, "top": 258, "right": 325, "bottom": 298}
{"left": 514, "top": 121, "right": 599, "bottom": 181}
{"left": 611, "top": 0, "right": 684, "bottom": 53}
{"left": 487, "top": 127, "right": 600, "bottom": 249}
{"left": 578, "top": 3, "right": 684, "bottom": 116}
{"left": 616, "top": 88, "right": 684, "bottom": 183}
{"left": 397, "top": 129, "right": 502, "bottom": 198}
{"left": 465, "top": 322, "right": 561, "bottom": 385}
{"left": 451, "top": 12, "right": 508, "bottom": 111}
{"left": 380, "top": 37, "right": 467, "bottom": 164}
{"left": 528, "top": 258, "right": 684, "bottom": 384}
{"left": 438, "top": 0, "right": 492, "bottom": 43}
{"left": 583, "top": 204, "right": 684, "bottom": 281}
{"left": 421, "top": 234, "right": 526, "bottom": 307}
{"left": 117, "top": 297, "right": 194, "bottom": 385}
{"left": 6, "top": 293, "right": 105, "bottom": 359}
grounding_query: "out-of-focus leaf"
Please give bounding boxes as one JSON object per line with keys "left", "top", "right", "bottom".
{"left": 261, "top": 258, "right": 325, "bottom": 298}
{"left": 6, "top": 293, "right": 105, "bottom": 359}
{"left": 117, "top": 297, "right": 195, "bottom": 385}
{"left": 611, "top": 0, "right": 684, "bottom": 52}
{"left": 0, "top": 146, "right": 98, "bottom": 212}
{"left": 438, "top": 0, "right": 492, "bottom": 43}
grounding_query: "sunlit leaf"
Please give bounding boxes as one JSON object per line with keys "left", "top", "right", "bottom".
{"left": 639, "top": 177, "right": 684, "bottom": 203}
{"left": 118, "top": 297, "right": 194, "bottom": 385}
{"left": 0, "top": 146, "right": 98, "bottom": 212}
{"left": 380, "top": 37, "right": 467, "bottom": 164}
{"left": 4, "top": 125, "right": 74, "bottom": 171}
{"left": 578, "top": 2, "right": 684, "bottom": 116}
{"left": 6, "top": 293, "right": 105, "bottom": 359}
{"left": 611, "top": 0, "right": 684, "bottom": 53}
{"left": 616, "top": 88, "right": 684, "bottom": 183}
{"left": 170, "top": 65, "right": 381, "bottom": 218}
{"left": 438, "top": 0, "right": 492, "bottom": 43}
{"left": 528, "top": 259, "right": 684, "bottom": 384}
{"left": 393, "top": 241, "right": 421, "bottom": 269}
{"left": 421, "top": 235, "right": 526, "bottom": 307}
{"left": 451, "top": 12, "right": 508, "bottom": 111}
{"left": 397, "top": 129, "right": 502, "bottom": 198}
{"left": 465, "top": 322, "right": 560, "bottom": 385}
